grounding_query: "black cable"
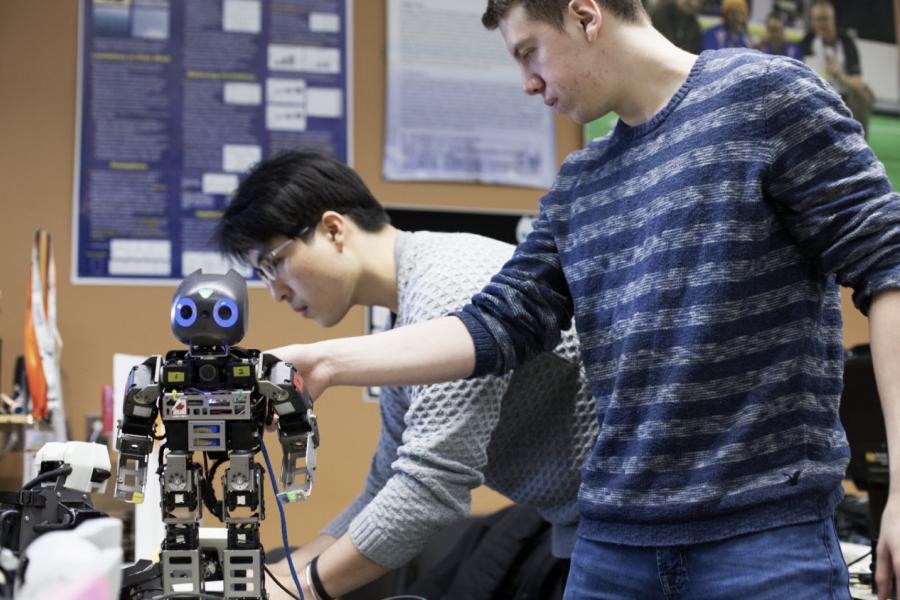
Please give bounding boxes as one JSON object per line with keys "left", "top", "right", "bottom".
{"left": 200, "top": 453, "right": 213, "bottom": 515}
{"left": 0, "top": 509, "right": 19, "bottom": 544}
{"left": 846, "top": 549, "right": 873, "bottom": 568}
{"left": 22, "top": 465, "right": 72, "bottom": 490}
{"left": 33, "top": 506, "right": 74, "bottom": 532}
{"left": 157, "top": 443, "right": 168, "bottom": 475}
{"left": 200, "top": 456, "right": 226, "bottom": 520}
{"left": 264, "top": 563, "right": 301, "bottom": 600}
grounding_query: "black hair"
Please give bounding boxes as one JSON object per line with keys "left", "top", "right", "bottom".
{"left": 212, "top": 150, "right": 390, "bottom": 263}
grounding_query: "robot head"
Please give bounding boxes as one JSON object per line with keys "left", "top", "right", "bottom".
{"left": 171, "top": 269, "right": 248, "bottom": 347}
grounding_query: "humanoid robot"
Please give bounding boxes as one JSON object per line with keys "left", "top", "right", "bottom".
{"left": 113, "top": 269, "right": 319, "bottom": 598}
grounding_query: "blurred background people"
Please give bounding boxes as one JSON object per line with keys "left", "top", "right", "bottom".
{"left": 702, "top": 0, "right": 754, "bottom": 50}
{"left": 758, "top": 10, "right": 803, "bottom": 59}
{"left": 771, "top": 0, "right": 802, "bottom": 26}
{"left": 650, "top": 0, "right": 705, "bottom": 54}
{"left": 802, "top": 0, "right": 876, "bottom": 138}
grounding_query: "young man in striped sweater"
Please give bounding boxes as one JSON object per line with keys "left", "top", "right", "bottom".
{"left": 274, "top": 1, "right": 900, "bottom": 597}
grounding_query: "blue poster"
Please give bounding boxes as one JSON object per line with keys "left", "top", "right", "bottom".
{"left": 74, "top": 0, "right": 351, "bottom": 283}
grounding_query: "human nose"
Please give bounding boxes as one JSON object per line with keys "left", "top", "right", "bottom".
{"left": 267, "top": 278, "right": 290, "bottom": 303}
{"left": 523, "top": 72, "right": 544, "bottom": 96}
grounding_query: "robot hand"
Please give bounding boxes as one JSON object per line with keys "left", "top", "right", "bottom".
{"left": 113, "top": 356, "right": 161, "bottom": 504}
{"left": 258, "top": 357, "right": 319, "bottom": 503}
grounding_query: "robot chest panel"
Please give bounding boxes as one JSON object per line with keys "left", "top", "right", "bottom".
{"left": 162, "top": 390, "right": 253, "bottom": 420}
{"left": 161, "top": 391, "right": 259, "bottom": 452}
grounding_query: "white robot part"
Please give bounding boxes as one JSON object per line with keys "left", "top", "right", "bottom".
{"left": 34, "top": 441, "right": 112, "bottom": 494}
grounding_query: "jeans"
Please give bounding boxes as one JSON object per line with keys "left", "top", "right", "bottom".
{"left": 564, "top": 518, "right": 851, "bottom": 599}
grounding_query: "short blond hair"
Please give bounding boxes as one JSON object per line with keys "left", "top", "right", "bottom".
{"left": 482, "top": 0, "right": 646, "bottom": 30}
{"left": 720, "top": 0, "right": 748, "bottom": 15}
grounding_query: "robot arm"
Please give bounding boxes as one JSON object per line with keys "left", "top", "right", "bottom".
{"left": 113, "top": 355, "right": 162, "bottom": 503}
{"left": 257, "top": 354, "right": 319, "bottom": 504}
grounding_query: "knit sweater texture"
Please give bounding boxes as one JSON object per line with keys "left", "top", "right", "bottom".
{"left": 322, "top": 231, "right": 597, "bottom": 568}
{"left": 457, "top": 49, "right": 900, "bottom": 546}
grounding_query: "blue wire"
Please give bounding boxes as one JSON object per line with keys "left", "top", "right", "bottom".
{"left": 260, "top": 438, "right": 304, "bottom": 600}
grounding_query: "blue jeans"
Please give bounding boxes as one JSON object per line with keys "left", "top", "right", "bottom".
{"left": 564, "top": 518, "right": 851, "bottom": 599}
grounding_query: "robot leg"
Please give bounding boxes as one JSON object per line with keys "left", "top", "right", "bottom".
{"left": 222, "top": 451, "right": 265, "bottom": 599}
{"left": 159, "top": 450, "right": 204, "bottom": 595}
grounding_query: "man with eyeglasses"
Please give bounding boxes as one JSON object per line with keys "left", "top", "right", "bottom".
{"left": 211, "top": 149, "right": 597, "bottom": 600}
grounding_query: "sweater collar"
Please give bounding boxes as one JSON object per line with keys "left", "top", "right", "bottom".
{"left": 612, "top": 50, "right": 710, "bottom": 141}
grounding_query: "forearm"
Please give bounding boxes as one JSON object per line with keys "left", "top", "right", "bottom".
{"left": 315, "top": 533, "right": 390, "bottom": 597}
{"left": 270, "top": 534, "right": 336, "bottom": 578}
{"left": 868, "top": 288, "right": 900, "bottom": 598}
{"left": 313, "top": 316, "right": 476, "bottom": 391}
{"left": 269, "top": 533, "right": 388, "bottom": 598}
{"left": 868, "top": 289, "right": 900, "bottom": 491}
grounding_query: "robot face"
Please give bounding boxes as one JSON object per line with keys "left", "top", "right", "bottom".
{"left": 171, "top": 269, "right": 248, "bottom": 347}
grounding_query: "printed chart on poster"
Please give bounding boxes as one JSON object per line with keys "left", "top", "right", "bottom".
{"left": 73, "top": 0, "right": 352, "bottom": 284}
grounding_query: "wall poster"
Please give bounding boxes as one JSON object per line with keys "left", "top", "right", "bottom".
{"left": 74, "top": 0, "right": 352, "bottom": 284}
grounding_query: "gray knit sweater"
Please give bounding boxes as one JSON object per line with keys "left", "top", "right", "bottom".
{"left": 321, "top": 231, "right": 597, "bottom": 568}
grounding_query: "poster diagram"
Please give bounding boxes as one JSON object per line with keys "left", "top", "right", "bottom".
{"left": 74, "top": 0, "right": 351, "bottom": 283}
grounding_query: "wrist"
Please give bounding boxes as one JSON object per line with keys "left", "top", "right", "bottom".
{"left": 303, "top": 562, "right": 319, "bottom": 600}
{"left": 308, "top": 555, "right": 333, "bottom": 600}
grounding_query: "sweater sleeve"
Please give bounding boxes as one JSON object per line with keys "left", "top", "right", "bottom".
{"left": 455, "top": 207, "right": 575, "bottom": 377}
{"left": 763, "top": 57, "right": 900, "bottom": 314}
{"left": 345, "top": 372, "right": 510, "bottom": 569}
{"left": 320, "top": 386, "right": 407, "bottom": 539}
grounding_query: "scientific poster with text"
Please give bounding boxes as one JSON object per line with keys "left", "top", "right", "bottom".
{"left": 383, "top": 0, "right": 556, "bottom": 189}
{"left": 74, "top": 0, "right": 351, "bottom": 284}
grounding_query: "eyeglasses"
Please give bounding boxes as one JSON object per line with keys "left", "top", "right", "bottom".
{"left": 254, "top": 226, "right": 311, "bottom": 283}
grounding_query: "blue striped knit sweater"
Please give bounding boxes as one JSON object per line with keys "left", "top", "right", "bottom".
{"left": 456, "top": 49, "right": 900, "bottom": 546}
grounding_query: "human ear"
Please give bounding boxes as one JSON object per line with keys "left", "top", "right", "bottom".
{"left": 320, "top": 211, "right": 345, "bottom": 248}
{"left": 568, "top": 0, "right": 602, "bottom": 41}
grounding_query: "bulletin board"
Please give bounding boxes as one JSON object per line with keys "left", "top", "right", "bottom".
{"left": 73, "top": 0, "right": 352, "bottom": 284}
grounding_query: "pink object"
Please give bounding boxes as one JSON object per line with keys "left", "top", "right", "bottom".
{"left": 102, "top": 384, "right": 114, "bottom": 433}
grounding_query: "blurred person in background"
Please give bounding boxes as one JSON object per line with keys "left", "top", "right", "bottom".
{"left": 758, "top": 10, "right": 803, "bottom": 59}
{"left": 650, "top": 0, "right": 705, "bottom": 54}
{"left": 802, "top": 0, "right": 875, "bottom": 138}
{"left": 702, "top": 0, "right": 753, "bottom": 50}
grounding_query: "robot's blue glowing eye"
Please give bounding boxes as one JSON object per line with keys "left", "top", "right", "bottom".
{"left": 173, "top": 297, "right": 197, "bottom": 327}
{"left": 213, "top": 298, "right": 239, "bottom": 328}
